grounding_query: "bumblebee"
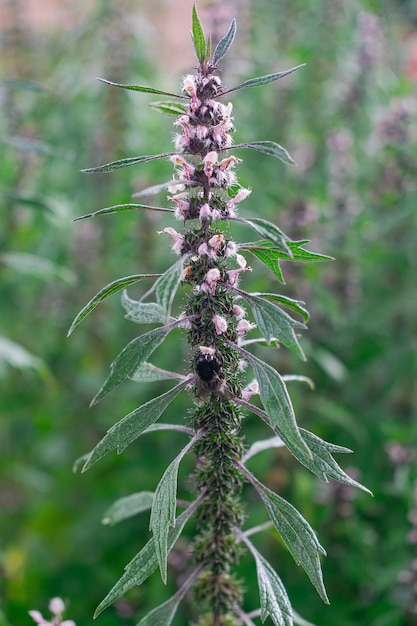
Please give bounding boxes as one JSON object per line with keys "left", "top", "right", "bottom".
{"left": 194, "top": 346, "right": 227, "bottom": 397}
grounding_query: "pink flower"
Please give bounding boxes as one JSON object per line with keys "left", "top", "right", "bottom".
{"left": 242, "top": 379, "right": 259, "bottom": 401}
{"left": 196, "top": 125, "right": 208, "bottom": 140}
{"left": 225, "top": 241, "right": 238, "bottom": 257}
{"left": 213, "top": 314, "right": 228, "bottom": 335}
{"left": 170, "top": 155, "right": 195, "bottom": 179}
{"left": 237, "top": 319, "right": 256, "bottom": 337}
{"left": 205, "top": 268, "right": 221, "bottom": 294}
{"left": 233, "top": 304, "right": 245, "bottom": 318}
{"left": 203, "top": 151, "right": 218, "bottom": 179}
{"left": 208, "top": 233, "right": 225, "bottom": 253}
{"left": 160, "top": 227, "right": 184, "bottom": 255}
{"left": 199, "top": 203, "right": 212, "bottom": 220}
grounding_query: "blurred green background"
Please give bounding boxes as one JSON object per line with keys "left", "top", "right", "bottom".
{"left": 1, "top": 0, "right": 417, "bottom": 625}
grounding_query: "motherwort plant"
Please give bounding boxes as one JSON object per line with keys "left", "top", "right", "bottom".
{"left": 69, "top": 7, "right": 369, "bottom": 626}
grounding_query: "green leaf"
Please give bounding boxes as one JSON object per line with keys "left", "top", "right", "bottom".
{"left": 232, "top": 141, "right": 296, "bottom": 166}
{"left": 253, "top": 548, "right": 293, "bottom": 626}
{"left": 236, "top": 346, "right": 311, "bottom": 460}
{"left": 191, "top": 4, "right": 206, "bottom": 63}
{"left": 222, "top": 64, "right": 305, "bottom": 94}
{"left": 212, "top": 19, "right": 236, "bottom": 64}
{"left": 137, "top": 566, "right": 201, "bottom": 626}
{"left": 282, "top": 374, "right": 315, "bottom": 390}
{"left": 154, "top": 260, "right": 183, "bottom": 322}
{"left": 102, "top": 492, "right": 154, "bottom": 526}
{"left": 122, "top": 291, "right": 164, "bottom": 324}
{"left": 244, "top": 242, "right": 285, "bottom": 283}
{"left": 97, "top": 77, "right": 186, "bottom": 99}
{"left": 130, "top": 362, "right": 181, "bottom": 383}
{"left": 250, "top": 474, "right": 329, "bottom": 603}
{"left": 1, "top": 135, "right": 57, "bottom": 156}
{"left": 239, "top": 291, "right": 306, "bottom": 359}
{"left": 293, "top": 429, "right": 372, "bottom": 494}
{"left": 288, "top": 240, "right": 334, "bottom": 263}
{"left": 94, "top": 505, "right": 196, "bottom": 617}
{"left": 81, "top": 151, "right": 176, "bottom": 174}
{"left": 67, "top": 274, "right": 159, "bottom": 336}
{"left": 0, "top": 252, "right": 76, "bottom": 284}
{"left": 239, "top": 219, "right": 291, "bottom": 254}
{"left": 149, "top": 101, "right": 188, "bottom": 116}
{"left": 254, "top": 292, "right": 309, "bottom": 323}
{"left": 83, "top": 379, "right": 188, "bottom": 471}
{"left": 150, "top": 437, "right": 197, "bottom": 582}
{"left": 90, "top": 322, "right": 178, "bottom": 405}
{"left": 73, "top": 203, "right": 173, "bottom": 221}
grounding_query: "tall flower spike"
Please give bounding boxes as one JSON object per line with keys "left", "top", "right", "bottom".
{"left": 72, "top": 6, "right": 370, "bottom": 626}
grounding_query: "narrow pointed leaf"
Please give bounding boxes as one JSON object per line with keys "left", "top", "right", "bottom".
{"left": 149, "top": 101, "right": 188, "bottom": 116}
{"left": 97, "top": 77, "right": 186, "bottom": 99}
{"left": 137, "top": 566, "right": 201, "bottom": 626}
{"left": 239, "top": 291, "right": 306, "bottom": 359}
{"left": 254, "top": 548, "right": 293, "bottom": 626}
{"left": 83, "top": 379, "right": 188, "bottom": 471}
{"left": 1, "top": 252, "right": 76, "bottom": 284}
{"left": 67, "top": 274, "right": 159, "bottom": 337}
{"left": 81, "top": 151, "right": 176, "bottom": 174}
{"left": 288, "top": 240, "right": 334, "bottom": 263}
{"left": 238, "top": 218, "right": 291, "bottom": 254}
{"left": 122, "top": 291, "right": 164, "bottom": 324}
{"left": 191, "top": 4, "right": 206, "bottom": 62}
{"left": 94, "top": 505, "right": 196, "bottom": 617}
{"left": 73, "top": 203, "right": 173, "bottom": 221}
{"left": 282, "top": 375, "right": 315, "bottom": 390}
{"left": 253, "top": 292, "right": 309, "bottom": 323}
{"left": 154, "top": 260, "right": 183, "bottom": 322}
{"left": 249, "top": 473, "right": 329, "bottom": 603}
{"left": 294, "top": 429, "right": 372, "bottom": 493}
{"left": 90, "top": 322, "right": 178, "bottom": 405}
{"left": 150, "top": 437, "right": 197, "bottom": 582}
{"left": 130, "top": 362, "right": 182, "bottom": 383}
{"left": 244, "top": 242, "right": 285, "bottom": 283}
{"left": 234, "top": 346, "right": 311, "bottom": 459}
{"left": 232, "top": 141, "right": 296, "bottom": 166}
{"left": 102, "top": 492, "right": 154, "bottom": 526}
{"left": 212, "top": 19, "right": 236, "bottom": 64}
{"left": 222, "top": 64, "right": 305, "bottom": 94}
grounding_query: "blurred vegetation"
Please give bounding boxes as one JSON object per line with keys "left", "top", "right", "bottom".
{"left": 1, "top": 1, "right": 416, "bottom": 625}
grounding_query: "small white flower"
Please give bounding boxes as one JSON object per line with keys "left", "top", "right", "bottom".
{"left": 160, "top": 227, "right": 184, "bottom": 255}
{"left": 182, "top": 74, "right": 197, "bottom": 95}
{"left": 196, "top": 125, "right": 208, "bottom": 140}
{"left": 203, "top": 151, "right": 218, "bottom": 178}
{"left": 208, "top": 233, "right": 225, "bottom": 252}
{"left": 199, "top": 203, "right": 212, "bottom": 220}
{"left": 205, "top": 268, "right": 221, "bottom": 294}
{"left": 233, "top": 304, "right": 245, "bottom": 318}
{"left": 236, "top": 253, "right": 247, "bottom": 268}
{"left": 49, "top": 598, "right": 65, "bottom": 617}
{"left": 199, "top": 345, "right": 216, "bottom": 356}
{"left": 213, "top": 314, "right": 228, "bottom": 335}
{"left": 225, "top": 241, "right": 238, "bottom": 258}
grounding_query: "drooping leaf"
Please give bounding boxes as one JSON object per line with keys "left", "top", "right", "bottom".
{"left": 122, "top": 291, "right": 164, "bottom": 325}
{"left": 67, "top": 274, "right": 159, "bottom": 337}
{"left": 150, "top": 437, "right": 197, "bottom": 582}
{"left": 97, "top": 77, "right": 186, "bottom": 99}
{"left": 253, "top": 547, "right": 293, "bottom": 626}
{"left": 231, "top": 141, "right": 296, "bottom": 166}
{"left": 130, "top": 362, "right": 182, "bottom": 383}
{"left": 191, "top": 4, "right": 206, "bottom": 63}
{"left": 94, "top": 504, "right": 197, "bottom": 617}
{"left": 238, "top": 291, "right": 306, "bottom": 359}
{"left": 83, "top": 379, "right": 188, "bottom": 471}
{"left": 73, "top": 203, "right": 173, "bottom": 221}
{"left": 282, "top": 375, "right": 315, "bottom": 390}
{"left": 234, "top": 346, "right": 311, "bottom": 459}
{"left": 149, "top": 101, "right": 188, "bottom": 116}
{"left": 137, "top": 566, "right": 201, "bottom": 626}
{"left": 153, "top": 260, "right": 183, "bottom": 322}
{"left": 1, "top": 252, "right": 76, "bottom": 284}
{"left": 249, "top": 473, "right": 329, "bottom": 603}
{"left": 90, "top": 322, "right": 179, "bottom": 405}
{"left": 81, "top": 151, "right": 177, "bottom": 174}
{"left": 243, "top": 436, "right": 285, "bottom": 463}
{"left": 1, "top": 135, "right": 57, "bottom": 156}
{"left": 102, "top": 492, "right": 154, "bottom": 526}
{"left": 212, "top": 19, "right": 236, "bottom": 64}
{"left": 238, "top": 219, "right": 291, "bottom": 255}
{"left": 243, "top": 242, "right": 285, "bottom": 283}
